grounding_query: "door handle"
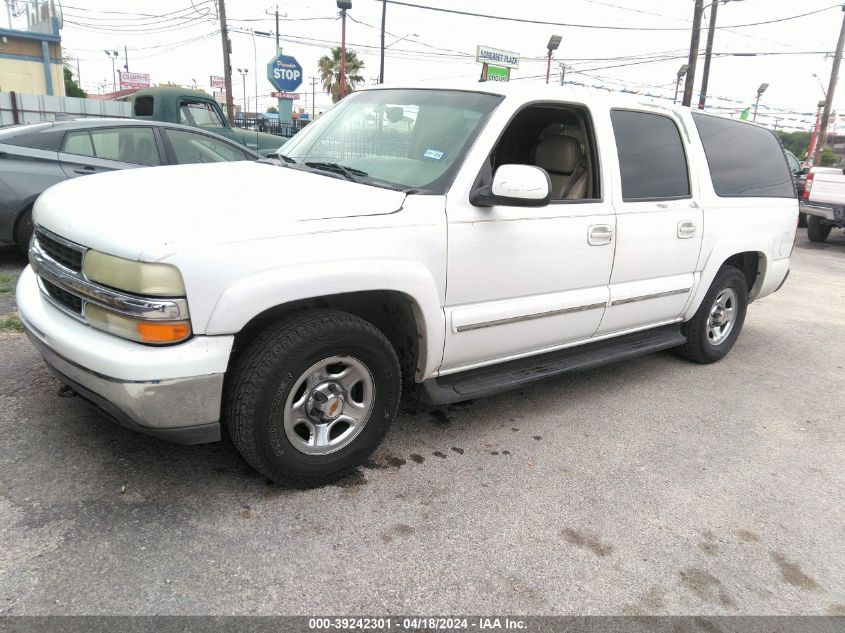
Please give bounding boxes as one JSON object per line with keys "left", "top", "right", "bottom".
{"left": 73, "top": 167, "right": 96, "bottom": 175}
{"left": 677, "top": 220, "right": 697, "bottom": 239}
{"left": 588, "top": 224, "right": 614, "bottom": 246}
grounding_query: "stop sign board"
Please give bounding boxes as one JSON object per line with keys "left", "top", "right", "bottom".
{"left": 268, "top": 54, "right": 303, "bottom": 93}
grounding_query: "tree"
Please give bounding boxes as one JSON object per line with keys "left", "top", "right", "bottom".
{"left": 776, "top": 130, "right": 811, "bottom": 160}
{"left": 820, "top": 148, "right": 839, "bottom": 166}
{"left": 63, "top": 66, "right": 86, "bottom": 98}
{"left": 266, "top": 106, "right": 278, "bottom": 113}
{"left": 318, "top": 47, "right": 365, "bottom": 103}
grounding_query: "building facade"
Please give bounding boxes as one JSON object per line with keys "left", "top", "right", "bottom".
{"left": 0, "top": 16, "right": 63, "bottom": 97}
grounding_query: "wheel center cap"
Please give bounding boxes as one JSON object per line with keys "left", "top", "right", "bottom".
{"left": 711, "top": 309, "right": 727, "bottom": 326}
{"left": 323, "top": 396, "right": 344, "bottom": 420}
{"left": 308, "top": 381, "right": 346, "bottom": 421}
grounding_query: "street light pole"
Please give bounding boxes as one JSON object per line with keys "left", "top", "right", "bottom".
{"left": 337, "top": 1, "right": 352, "bottom": 99}
{"left": 379, "top": 0, "right": 386, "bottom": 83}
{"left": 104, "top": 50, "right": 118, "bottom": 92}
{"left": 237, "top": 68, "right": 249, "bottom": 120}
{"left": 674, "top": 63, "right": 689, "bottom": 105}
{"left": 546, "top": 35, "right": 562, "bottom": 85}
{"left": 752, "top": 82, "right": 768, "bottom": 122}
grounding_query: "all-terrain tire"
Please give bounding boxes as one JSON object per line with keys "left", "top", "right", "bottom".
{"left": 807, "top": 215, "right": 832, "bottom": 243}
{"left": 677, "top": 266, "right": 749, "bottom": 364}
{"left": 224, "top": 310, "right": 401, "bottom": 487}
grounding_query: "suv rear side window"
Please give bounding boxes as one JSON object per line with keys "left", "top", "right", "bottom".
{"left": 692, "top": 113, "right": 794, "bottom": 198}
{"left": 611, "top": 109, "right": 690, "bottom": 200}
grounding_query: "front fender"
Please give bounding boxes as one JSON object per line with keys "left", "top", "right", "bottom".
{"left": 203, "top": 259, "right": 445, "bottom": 380}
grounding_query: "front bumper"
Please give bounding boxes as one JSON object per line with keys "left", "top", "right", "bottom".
{"left": 17, "top": 266, "right": 233, "bottom": 444}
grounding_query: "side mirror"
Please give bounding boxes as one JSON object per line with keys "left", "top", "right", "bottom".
{"left": 471, "top": 164, "right": 551, "bottom": 207}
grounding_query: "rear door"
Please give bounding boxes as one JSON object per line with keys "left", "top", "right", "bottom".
{"left": 58, "top": 127, "right": 162, "bottom": 178}
{"left": 596, "top": 108, "right": 703, "bottom": 335}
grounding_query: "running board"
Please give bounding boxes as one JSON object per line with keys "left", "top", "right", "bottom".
{"left": 418, "top": 324, "right": 686, "bottom": 405}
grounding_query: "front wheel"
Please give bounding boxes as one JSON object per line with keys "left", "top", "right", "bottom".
{"left": 677, "top": 267, "right": 749, "bottom": 364}
{"left": 224, "top": 310, "right": 401, "bottom": 486}
{"left": 807, "top": 215, "right": 832, "bottom": 243}
{"left": 15, "top": 208, "right": 34, "bottom": 254}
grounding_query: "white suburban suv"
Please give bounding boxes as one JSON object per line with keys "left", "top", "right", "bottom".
{"left": 17, "top": 83, "right": 797, "bottom": 486}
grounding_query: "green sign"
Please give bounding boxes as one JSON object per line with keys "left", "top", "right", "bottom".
{"left": 486, "top": 65, "right": 510, "bottom": 82}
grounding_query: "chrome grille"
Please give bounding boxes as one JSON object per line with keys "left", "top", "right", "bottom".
{"left": 35, "top": 228, "right": 84, "bottom": 272}
{"left": 29, "top": 228, "right": 190, "bottom": 325}
{"left": 41, "top": 278, "right": 83, "bottom": 315}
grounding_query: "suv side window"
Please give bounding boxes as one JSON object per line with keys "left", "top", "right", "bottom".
{"left": 611, "top": 109, "right": 690, "bottom": 200}
{"left": 692, "top": 113, "right": 794, "bottom": 198}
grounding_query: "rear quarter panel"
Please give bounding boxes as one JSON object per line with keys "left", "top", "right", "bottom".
{"left": 676, "top": 110, "right": 796, "bottom": 319}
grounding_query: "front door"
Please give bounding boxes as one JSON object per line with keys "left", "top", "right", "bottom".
{"left": 596, "top": 108, "right": 703, "bottom": 335}
{"left": 441, "top": 103, "right": 616, "bottom": 373}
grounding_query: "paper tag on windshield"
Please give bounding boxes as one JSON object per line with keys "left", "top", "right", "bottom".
{"left": 423, "top": 148, "right": 444, "bottom": 160}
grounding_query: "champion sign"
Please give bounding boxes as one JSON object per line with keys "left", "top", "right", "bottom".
{"left": 475, "top": 45, "right": 520, "bottom": 69}
{"left": 267, "top": 54, "right": 303, "bottom": 93}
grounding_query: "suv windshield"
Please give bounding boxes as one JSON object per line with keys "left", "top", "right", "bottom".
{"left": 280, "top": 89, "right": 502, "bottom": 193}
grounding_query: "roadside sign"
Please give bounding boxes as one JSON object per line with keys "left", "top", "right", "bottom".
{"left": 268, "top": 54, "right": 303, "bottom": 93}
{"left": 476, "top": 45, "right": 519, "bottom": 69}
{"left": 486, "top": 65, "right": 510, "bottom": 82}
{"left": 271, "top": 91, "right": 300, "bottom": 100}
{"left": 210, "top": 75, "right": 225, "bottom": 89}
{"left": 213, "top": 91, "right": 226, "bottom": 104}
{"left": 119, "top": 72, "right": 150, "bottom": 89}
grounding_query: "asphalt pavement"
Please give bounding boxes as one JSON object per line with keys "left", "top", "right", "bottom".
{"left": 0, "top": 231, "right": 843, "bottom": 615}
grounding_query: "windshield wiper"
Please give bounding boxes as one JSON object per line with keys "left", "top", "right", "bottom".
{"left": 304, "top": 161, "right": 369, "bottom": 183}
{"left": 277, "top": 153, "right": 296, "bottom": 164}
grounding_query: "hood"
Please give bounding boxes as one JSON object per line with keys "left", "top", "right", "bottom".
{"left": 34, "top": 161, "right": 406, "bottom": 261}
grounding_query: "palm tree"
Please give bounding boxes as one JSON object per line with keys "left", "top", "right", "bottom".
{"left": 318, "top": 47, "right": 365, "bottom": 103}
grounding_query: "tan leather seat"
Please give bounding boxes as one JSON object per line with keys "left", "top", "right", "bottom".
{"left": 533, "top": 135, "right": 588, "bottom": 200}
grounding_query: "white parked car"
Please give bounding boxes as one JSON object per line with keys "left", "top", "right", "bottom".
{"left": 17, "top": 83, "right": 797, "bottom": 486}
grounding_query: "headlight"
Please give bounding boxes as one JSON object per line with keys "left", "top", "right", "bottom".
{"left": 83, "top": 250, "right": 186, "bottom": 296}
{"left": 85, "top": 304, "right": 192, "bottom": 345}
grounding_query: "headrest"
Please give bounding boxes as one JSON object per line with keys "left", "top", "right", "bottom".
{"left": 534, "top": 135, "right": 582, "bottom": 175}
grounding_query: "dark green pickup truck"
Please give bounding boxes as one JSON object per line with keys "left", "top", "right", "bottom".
{"left": 120, "top": 87, "right": 285, "bottom": 157}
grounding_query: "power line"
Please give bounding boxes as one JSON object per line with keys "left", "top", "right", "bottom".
{"left": 378, "top": 0, "right": 841, "bottom": 32}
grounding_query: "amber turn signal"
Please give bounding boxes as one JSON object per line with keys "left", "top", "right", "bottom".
{"left": 136, "top": 321, "right": 192, "bottom": 344}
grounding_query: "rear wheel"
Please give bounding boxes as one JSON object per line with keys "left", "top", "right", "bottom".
{"left": 807, "top": 215, "right": 832, "bottom": 243}
{"left": 14, "top": 208, "right": 34, "bottom": 254}
{"left": 677, "top": 267, "right": 748, "bottom": 364}
{"left": 224, "top": 310, "right": 401, "bottom": 486}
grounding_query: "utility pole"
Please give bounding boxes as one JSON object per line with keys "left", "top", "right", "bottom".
{"left": 682, "top": 0, "right": 703, "bottom": 107}
{"left": 310, "top": 76, "right": 317, "bottom": 120}
{"left": 337, "top": 1, "right": 351, "bottom": 99}
{"left": 76, "top": 57, "right": 81, "bottom": 86}
{"left": 814, "top": 4, "right": 845, "bottom": 165}
{"left": 124, "top": 45, "right": 129, "bottom": 72}
{"left": 697, "top": 0, "right": 718, "bottom": 110}
{"left": 218, "top": 0, "right": 235, "bottom": 125}
{"left": 275, "top": 5, "right": 280, "bottom": 52}
{"left": 379, "top": 0, "right": 386, "bottom": 83}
